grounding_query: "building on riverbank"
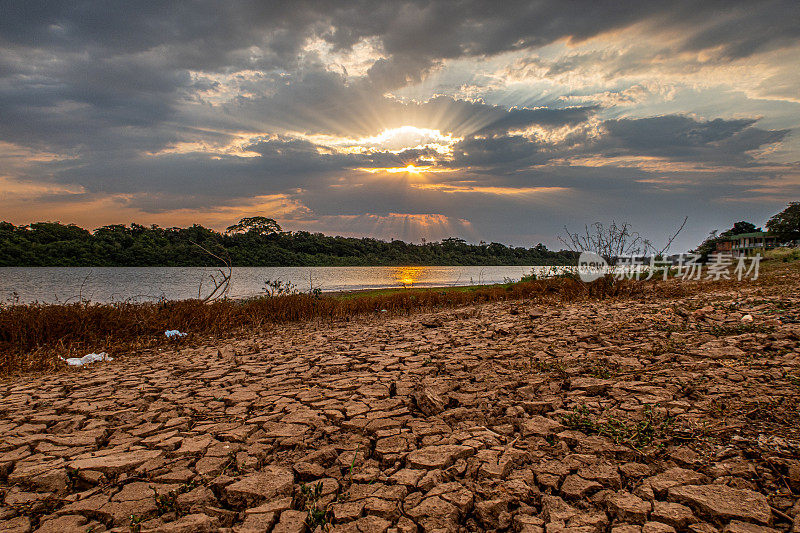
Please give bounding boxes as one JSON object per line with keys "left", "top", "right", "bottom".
{"left": 716, "top": 231, "right": 779, "bottom": 257}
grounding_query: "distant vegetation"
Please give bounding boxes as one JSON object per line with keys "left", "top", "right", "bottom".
{"left": 0, "top": 217, "right": 576, "bottom": 267}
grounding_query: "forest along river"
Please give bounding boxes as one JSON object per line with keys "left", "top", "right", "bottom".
{"left": 0, "top": 265, "right": 567, "bottom": 304}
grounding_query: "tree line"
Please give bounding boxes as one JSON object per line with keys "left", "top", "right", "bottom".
{"left": 0, "top": 217, "right": 577, "bottom": 267}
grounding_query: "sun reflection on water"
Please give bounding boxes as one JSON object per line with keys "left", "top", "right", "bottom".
{"left": 394, "top": 266, "right": 425, "bottom": 287}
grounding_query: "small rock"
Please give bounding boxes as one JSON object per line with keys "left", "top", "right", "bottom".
{"left": 667, "top": 485, "right": 772, "bottom": 526}
{"left": 607, "top": 492, "right": 651, "bottom": 524}
{"left": 414, "top": 386, "right": 447, "bottom": 416}
{"left": 224, "top": 466, "right": 294, "bottom": 508}
{"left": 158, "top": 513, "right": 219, "bottom": 532}
{"left": 34, "top": 515, "right": 88, "bottom": 533}
{"left": 523, "top": 415, "right": 565, "bottom": 437}
{"left": 272, "top": 509, "right": 308, "bottom": 533}
{"left": 651, "top": 501, "right": 697, "bottom": 529}
{"left": 475, "top": 498, "right": 509, "bottom": 529}
{"left": 643, "top": 522, "right": 677, "bottom": 533}
{"left": 68, "top": 449, "right": 163, "bottom": 475}
{"left": 723, "top": 521, "right": 781, "bottom": 533}
{"left": 612, "top": 526, "right": 642, "bottom": 533}
{"left": 561, "top": 475, "right": 603, "bottom": 498}
{"left": 293, "top": 461, "right": 325, "bottom": 480}
{"left": 406, "top": 445, "right": 473, "bottom": 470}
{"left": 542, "top": 495, "right": 579, "bottom": 522}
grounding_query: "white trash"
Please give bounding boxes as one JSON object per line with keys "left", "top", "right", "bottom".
{"left": 741, "top": 314, "right": 754, "bottom": 322}
{"left": 165, "top": 330, "right": 188, "bottom": 338}
{"left": 61, "top": 352, "right": 112, "bottom": 367}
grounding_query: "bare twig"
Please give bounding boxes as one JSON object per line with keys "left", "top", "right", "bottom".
{"left": 190, "top": 240, "right": 232, "bottom": 303}
{"left": 658, "top": 216, "right": 688, "bottom": 256}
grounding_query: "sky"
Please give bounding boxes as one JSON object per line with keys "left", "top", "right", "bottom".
{"left": 1, "top": 1, "right": 799, "bottom": 251}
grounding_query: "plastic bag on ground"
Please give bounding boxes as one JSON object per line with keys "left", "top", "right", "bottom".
{"left": 61, "top": 352, "right": 112, "bottom": 367}
{"left": 165, "top": 330, "right": 187, "bottom": 338}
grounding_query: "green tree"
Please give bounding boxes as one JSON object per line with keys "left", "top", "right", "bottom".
{"left": 766, "top": 202, "right": 800, "bottom": 243}
{"left": 728, "top": 221, "right": 759, "bottom": 235}
{"left": 0, "top": 220, "right": 579, "bottom": 267}
{"left": 226, "top": 217, "right": 282, "bottom": 236}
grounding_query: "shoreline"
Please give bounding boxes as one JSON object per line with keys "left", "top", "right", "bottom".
{"left": 1, "top": 261, "right": 796, "bottom": 377}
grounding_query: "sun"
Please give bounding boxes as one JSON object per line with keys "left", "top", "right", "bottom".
{"left": 304, "top": 125, "right": 461, "bottom": 155}
{"left": 376, "top": 163, "right": 432, "bottom": 175}
{"left": 310, "top": 125, "right": 462, "bottom": 178}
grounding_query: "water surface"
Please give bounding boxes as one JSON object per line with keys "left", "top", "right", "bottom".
{"left": 0, "top": 265, "right": 561, "bottom": 304}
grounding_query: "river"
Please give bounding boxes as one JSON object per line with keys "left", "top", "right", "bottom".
{"left": 0, "top": 265, "right": 565, "bottom": 304}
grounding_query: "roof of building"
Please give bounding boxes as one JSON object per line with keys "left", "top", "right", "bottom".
{"left": 722, "top": 231, "right": 775, "bottom": 241}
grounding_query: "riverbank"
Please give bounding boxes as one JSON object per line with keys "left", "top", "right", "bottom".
{"left": 1, "top": 275, "right": 678, "bottom": 376}
{"left": 0, "top": 262, "right": 798, "bottom": 532}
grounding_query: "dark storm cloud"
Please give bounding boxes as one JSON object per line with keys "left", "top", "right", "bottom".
{"left": 0, "top": 0, "right": 798, "bottom": 249}
{"left": 43, "top": 136, "right": 408, "bottom": 199}
{"left": 3, "top": 1, "right": 796, "bottom": 76}
{"left": 471, "top": 106, "right": 596, "bottom": 136}
{"left": 596, "top": 116, "right": 790, "bottom": 164}
{"left": 1, "top": 0, "right": 796, "bottom": 150}
{"left": 447, "top": 115, "right": 789, "bottom": 172}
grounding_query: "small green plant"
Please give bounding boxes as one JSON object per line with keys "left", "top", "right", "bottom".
{"left": 708, "top": 398, "right": 727, "bottom": 418}
{"left": 562, "top": 404, "right": 674, "bottom": 449}
{"left": 152, "top": 486, "right": 178, "bottom": 515}
{"left": 223, "top": 451, "right": 241, "bottom": 475}
{"left": 583, "top": 360, "right": 619, "bottom": 378}
{"left": 301, "top": 481, "right": 332, "bottom": 529}
{"left": 532, "top": 359, "right": 568, "bottom": 377}
{"left": 151, "top": 479, "right": 199, "bottom": 516}
{"left": 345, "top": 445, "right": 361, "bottom": 486}
{"left": 129, "top": 514, "right": 144, "bottom": 532}
{"left": 562, "top": 404, "right": 597, "bottom": 434}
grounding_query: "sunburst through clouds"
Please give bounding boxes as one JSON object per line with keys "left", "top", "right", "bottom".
{"left": 1, "top": 1, "right": 798, "bottom": 247}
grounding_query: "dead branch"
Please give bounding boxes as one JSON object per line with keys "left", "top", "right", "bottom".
{"left": 657, "top": 216, "right": 688, "bottom": 256}
{"left": 190, "top": 240, "right": 232, "bottom": 303}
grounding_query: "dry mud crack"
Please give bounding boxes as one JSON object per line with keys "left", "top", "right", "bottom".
{"left": 2, "top": 281, "right": 800, "bottom": 532}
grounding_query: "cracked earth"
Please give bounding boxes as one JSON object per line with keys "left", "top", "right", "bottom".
{"left": 2, "top": 274, "right": 800, "bottom": 532}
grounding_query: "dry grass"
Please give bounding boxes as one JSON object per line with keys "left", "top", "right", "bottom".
{"left": 0, "top": 275, "right": 693, "bottom": 376}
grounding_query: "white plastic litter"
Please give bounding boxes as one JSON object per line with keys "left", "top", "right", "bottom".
{"left": 61, "top": 352, "right": 112, "bottom": 367}
{"left": 165, "top": 330, "right": 188, "bottom": 338}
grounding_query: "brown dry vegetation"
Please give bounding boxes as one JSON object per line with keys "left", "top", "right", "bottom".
{"left": 0, "top": 275, "right": 693, "bottom": 376}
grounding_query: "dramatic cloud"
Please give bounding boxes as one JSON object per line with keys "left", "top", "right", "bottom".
{"left": 1, "top": 0, "right": 799, "bottom": 248}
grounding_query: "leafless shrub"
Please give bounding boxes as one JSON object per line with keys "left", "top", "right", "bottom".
{"left": 559, "top": 217, "right": 687, "bottom": 262}
{"left": 263, "top": 279, "right": 297, "bottom": 297}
